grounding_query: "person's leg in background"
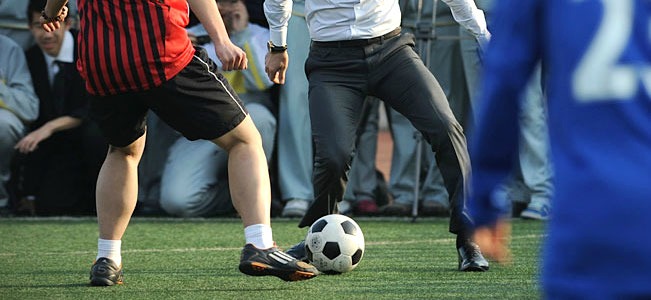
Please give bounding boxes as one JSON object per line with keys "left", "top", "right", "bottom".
{"left": 380, "top": 109, "right": 425, "bottom": 215}
{"left": 342, "top": 97, "right": 380, "bottom": 216}
{"left": 160, "top": 138, "right": 232, "bottom": 217}
{"left": 278, "top": 1, "right": 314, "bottom": 218}
{"left": 135, "top": 112, "right": 180, "bottom": 216}
{"left": 461, "top": 26, "right": 553, "bottom": 219}
{"left": 160, "top": 102, "right": 277, "bottom": 217}
{"left": 417, "top": 16, "right": 471, "bottom": 217}
{"left": 23, "top": 135, "right": 89, "bottom": 215}
{"left": 0, "top": 110, "right": 26, "bottom": 215}
{"left": 516, "top": 66, "right": 553, "bottom": 220}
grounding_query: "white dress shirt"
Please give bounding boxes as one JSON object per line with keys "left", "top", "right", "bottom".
{"left": 264, "top": 0, "right": 489, "bottom": 45}
{"left": 441, "top": 0, "right": 490, "bottom": 40}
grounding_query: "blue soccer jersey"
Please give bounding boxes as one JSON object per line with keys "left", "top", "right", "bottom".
{"left": 470, "top": 0, "right": 651, "bottom": 297}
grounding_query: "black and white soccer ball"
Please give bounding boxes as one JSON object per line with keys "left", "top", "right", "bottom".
{"left": 305, "top": 214, "right": 365, "bottom": 274}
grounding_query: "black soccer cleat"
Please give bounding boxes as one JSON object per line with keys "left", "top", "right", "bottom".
{"left": 285, "top": 240, "right": 308, "bottom": 262}
{"left": 89, "top": 257, "right": 124, "bottom": 286}
{"left": 238, "top": 243, "right": 319, "bottom": 281}
{"left": 457, "top": 242, "right": 490, "bottom": 272}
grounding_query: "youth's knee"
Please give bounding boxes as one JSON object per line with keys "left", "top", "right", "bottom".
{"left": 212, "top": 115, "right": 263, "bottom": 152}
{"left": 107, "top": 133, "right": 146, "bottom": 161}
{"left": 247, "top": 103, "right": 277, "bottom": 159}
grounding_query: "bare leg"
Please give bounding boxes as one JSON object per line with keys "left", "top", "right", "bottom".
{"left": 96, "top": 133, "right": 146, "bottom": 240}
{"left": 212, "top": 115, "right": 270, "bottom": 227}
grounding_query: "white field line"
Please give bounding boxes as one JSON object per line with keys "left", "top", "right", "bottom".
{"left": 0, "top": 234, "right": 544, "bottom": 257}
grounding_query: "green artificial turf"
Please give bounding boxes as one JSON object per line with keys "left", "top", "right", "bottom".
{"left": 0, "top": 217, "right": 544, "bottom": 299}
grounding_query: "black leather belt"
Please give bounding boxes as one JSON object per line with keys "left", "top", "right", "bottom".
{"left": 311, "top": 27, "right": 401, "bottom": 48}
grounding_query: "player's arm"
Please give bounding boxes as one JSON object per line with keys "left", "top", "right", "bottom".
{"left": 188, "top": 0, "right": 248, "bottom": 71}
{"left": 263, "top": 0, "right": 292, "bottom": 84}
{"left": 40, "top": 0, "right": 68, "bottom": 32}
{"left": 469, "top": 0, "right": 543, "bottom": 264}
{"left": 15, "top": 116, "right": 82, "bottom": 154}
{"left": 440, "top": 0, "right": 490, "bottom": 45}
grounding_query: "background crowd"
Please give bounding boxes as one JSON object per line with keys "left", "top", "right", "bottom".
{"left": 0, "top": 0, "right": 552, "bottom": 221}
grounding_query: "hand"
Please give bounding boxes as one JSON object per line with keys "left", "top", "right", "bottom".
{"left": 214, "top": 40, "right": 247, "bottom": 71}
{"left": 265, "top": 51, "right": 288, "bottom": 84}
{"left": 477, "top": 31, "right": 491, "bottom": 54}
{"left": 473, "top": 218, "right": 512, "bottom": 265}
{"left": 40, "top": 5, "right": 68, "bottom": 32}
{"left": 15, "top": 127, "right": 53, "bottom": 154}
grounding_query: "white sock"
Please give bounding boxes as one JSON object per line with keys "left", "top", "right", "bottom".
{"left": 244, "top": 224, "right": 274, "bottom": 249}
{"left": 97, "top": 238, "right": 122, "bottom": 266}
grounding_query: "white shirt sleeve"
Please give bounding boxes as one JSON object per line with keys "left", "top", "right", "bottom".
{"left": 440, "top": 0, "right": 491, "bottom": 41}
{"left": 263, "top": 0, "right": 293, "bottom": 46}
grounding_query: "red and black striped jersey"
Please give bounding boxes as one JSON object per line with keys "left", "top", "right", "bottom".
{"left": 76, "top": 0, "right": 195, "bottom": 96}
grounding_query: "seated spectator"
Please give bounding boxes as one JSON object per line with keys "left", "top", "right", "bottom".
{"left": 0, "top": 1, "right": 34, "bottom": 50}
{"left": 156, "top": 0, "right": 277, "bottom": 217}
{"left": 14, "top": 0, "right": 106, "bottom": 216}
{"left": 0, "top": 34, "right": 39, "bottom": 216}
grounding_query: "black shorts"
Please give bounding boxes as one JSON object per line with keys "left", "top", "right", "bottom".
{"left": 89, "top": 48, "right": 248, "bottom": 147}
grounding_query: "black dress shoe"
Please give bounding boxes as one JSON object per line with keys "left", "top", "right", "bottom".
{"left": 379, "top": 202, "right": 411, "bottom": 216}
{"left": 285, "top": 240, "right": 308, "bottom": 262}
{"left": 420, "top": 201, "right": 449, "bottom": 217}
{"left": 457, "top": 241, "right": 489, "bottom": 272}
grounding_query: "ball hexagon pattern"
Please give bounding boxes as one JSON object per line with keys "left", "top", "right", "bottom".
{"left": 305, "top": 214, "right": 365, "bottom": 273}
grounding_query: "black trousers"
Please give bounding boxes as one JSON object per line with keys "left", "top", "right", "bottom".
{"left": 17, "top": 125, "right": 105, "bottom": 215}
{"left": 299, "top": 31, "right": 472, "bottom": 235}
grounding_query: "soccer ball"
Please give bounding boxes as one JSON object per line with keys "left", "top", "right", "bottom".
{"left": 305, "top": 214, "right": 365, "bottom": 274}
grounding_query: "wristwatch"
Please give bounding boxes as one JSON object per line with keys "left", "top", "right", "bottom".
{"left": 267, "top": 41, "right": 287, "bottom": 53}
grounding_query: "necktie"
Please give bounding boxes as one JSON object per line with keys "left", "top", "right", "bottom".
{"left": 52, "top": 60, "right": 67, "bottom": 115}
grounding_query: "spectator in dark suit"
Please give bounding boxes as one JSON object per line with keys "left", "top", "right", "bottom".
{"left": 14, "top": 0, "right": 106, "bottom": 215}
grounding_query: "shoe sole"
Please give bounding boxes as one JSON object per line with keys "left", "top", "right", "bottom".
{"left": 458, "top": 258, "right": 490, "bottom": 272}
{"left": 281, "top": 209, "right": 307, "bottom": 218}
{"left": 239, "top": 261, "right": 317, "bottom": 282}
{"left": 459, "top": 265, "right": 490, "bottom": 272}
{"left": 520, "top": 211, "right": 548, "bottom": 220}
{"left": 90, "top": 276, "right": 123, "bottom": 286}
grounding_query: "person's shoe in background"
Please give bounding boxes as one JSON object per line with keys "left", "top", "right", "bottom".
{"left": 520, "top": 199, "right": 550, "bottom": 220}
{"left": 420, "top": 201, "right": 448, "bottom": 217}
{"left": 380, "top": 201, "right": 411, "bottom": 216}
{"left": 338, "top": 200, "right": 353, "bottom": 216}
{"left": 354, "top": 199, "right": 378, "bottom": 216}
{"left": 282, "top": 199, "right": 310, "bottom": 218}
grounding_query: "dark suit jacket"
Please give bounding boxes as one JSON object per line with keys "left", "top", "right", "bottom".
{"left": 25, "top": 30, "right": 88, "bottom": 132}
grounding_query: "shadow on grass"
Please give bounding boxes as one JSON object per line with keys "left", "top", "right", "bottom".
{"left": 0, "top": 283, "right": 90, "bottom": 288}
{"left": 0, "top": 283, "right": 293, "bottom": 292}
